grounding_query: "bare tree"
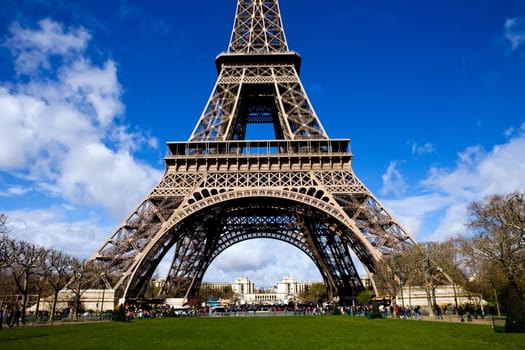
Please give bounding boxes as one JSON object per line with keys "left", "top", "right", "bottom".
{"left": 0, "top": 234, "right": 15, "bottom": 310}
{"left": 0, "top": 268, "right": 17, "bottom": 309}
{"left": 373, "top": 247, "right": 426, "bottom": 309}
{"left": 434, "top": 238, "right": 470, "bottom": 308}
{"left": 465, "top": 191, "right": 525, "bottom": 326}
{"left": 46, "top": 250, "right": 78, "bottom": 322}
{"left": 8, "top": 239, "right": 48, "bottom": 322}
{"left": 418, "top": 242, "right": 459, "bottom": 309}
{"left": 372, "top": 256, "right": 400, "bottom": 302}
{"left": 380, "top": 244, "right": 451, "bottom": 314}
{"left": 30, "top": 270, "right": 51, "bottom": 322}
{"left": 0, "top": 213, "right": 8, "bottom": 235}
{"left": 394, "top": 247, "right": 429, "bottom": 308}
{"left": 0, "top": 233, "right": 10, "bottom": 268}
{"left": 460, "top": 249, "right": 506, "bottom": 316}
{"left": 0, "top": 215, "right": 11, "bottom": 268}
{"left": 68, "top": 259, "right": 103, "bottom": 319}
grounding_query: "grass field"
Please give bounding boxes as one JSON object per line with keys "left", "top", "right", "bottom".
{"left": 1, "top": 316, "right": 523, "bottom": 350}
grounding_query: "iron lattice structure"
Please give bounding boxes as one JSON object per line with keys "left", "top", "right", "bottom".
{"left": 90, "top": 0, "right": 416, "bottom": 303}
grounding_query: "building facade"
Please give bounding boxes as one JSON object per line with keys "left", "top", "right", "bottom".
{"left": 202, "top": 276, "right": 316, "bottom": 305}
{"left": 395, "top": 284, "right": 485, "bottom": 311}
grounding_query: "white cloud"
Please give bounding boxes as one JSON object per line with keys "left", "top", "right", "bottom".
{"left": 205, "top": 240, "right": 322, "bottom": 288}
{"left": 119, "top": 0, "right": 142, "bottom": 19}
{"left": 0, "top": 89, "right": 45, "bottom": 170}
{"left": 429, "top": 203, "right": 471, "bottom": 241}
{"left": 58, "top": 142, "right": 160, "bottom": 218}
{"left": 504, "top": 16, "right": 525, "bottom": 52}
{"left": 6, "top": 206, "right": 110, "bottom": 259}
{"left": 385, "top": 128, "right": 525, "bottom": 242}
{"left": 0, "top": 185, "right": 31, "bottom": 197}
{"left": 61, "top": 59, "right": 124, "bottom": 127}
{"left": 411, "top": 142, "right": 435, "bottom": 156}
{"left": 0, "top": 19, "right": 161, "bottom": 218}
{"left": 380, "top": 160, "right": 406, "bottom": 196}
{"left": 424, "top": 134, "right": 525, "bottom": 197}
{"left": 503, "top": 121, "right": 525, "bottom": 138}
{"left": 382, "top": 193, "right": 451, "bottom": 239}
{"left": 5, "top": 19, "right": 90, "bottom": 74}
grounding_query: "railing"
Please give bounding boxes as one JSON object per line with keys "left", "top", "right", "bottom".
{"left": 166, "top": 139, "right": 351, "bottom": 158}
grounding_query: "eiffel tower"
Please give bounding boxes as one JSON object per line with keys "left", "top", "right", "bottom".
{"left": 91, "top": 0, "right": 416, "bottom": 303}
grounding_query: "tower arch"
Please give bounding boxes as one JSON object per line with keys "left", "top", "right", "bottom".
{"left": 121, "top": 194, "right": 374, "bottom": 302}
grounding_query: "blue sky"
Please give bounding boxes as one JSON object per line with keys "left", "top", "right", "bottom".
{"left": 1, "top": 0, "right": 524, "bottom": 289}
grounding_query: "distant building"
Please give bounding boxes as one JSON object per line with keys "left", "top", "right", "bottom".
{"left": 158, "top": 275, "right": 484, "bottom": 310}
{"left": 28, "top": 289, "right": 115, "bottom": 313}
{"left": 275, "top": 276, "right": 311, "bottom": 299}
{"left": 240, "top": 276, "right": 314, "bottom": 304}
{"left": 202, "top": 276, "right": 318, "bottom": 305}
{"left": 201, "top": 281, "right": 233, "bottom": 292}
{"left": 232, "top": 277, "right": 255, "bottom": 295}
{"left": 395, "top": 284, "right": 485, "bottom": 311}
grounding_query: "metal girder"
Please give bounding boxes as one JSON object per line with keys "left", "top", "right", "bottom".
{"left": 157, "top": 198, "right": 365, "bottom": 301}
{"left": 190, "top": 65, "right": 327, "bottom": 141}
{"left": 228, "top": 0, "right": 288, "bottom": 53}
{"left": 88, "top": 0, "right": 417, "bottom": 303}
{"left": 90, "top": 141, "right": 416, "bottom": 301}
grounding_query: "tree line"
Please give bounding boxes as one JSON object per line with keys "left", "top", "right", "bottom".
{"left": 0, "top": 215, "right": 104, "bottom": 323}
{"left": 373, "top": 191, "right": 525, "bottom": 328}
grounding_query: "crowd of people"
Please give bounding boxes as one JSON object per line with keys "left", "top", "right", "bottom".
{"left": 339, "top": 302, "right": 484, "bottom": 322}
{"left": 118, "top": 302, "right": 333, "bottom": 320}
{"left": 0, "top": 301, "right": 487, "bottom": 328}
{"left": 0, "top": 308, "right": 22, "bottom": 329}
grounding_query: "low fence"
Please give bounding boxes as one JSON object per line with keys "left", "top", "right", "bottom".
{"left": 491, "top": 317, "right": 506, "bottom": 332}
{"left": 7, "top": 312, "right": 115, "bottom": 326}
{"left": 491, "top": 316, "right": 525, "bottom": 333}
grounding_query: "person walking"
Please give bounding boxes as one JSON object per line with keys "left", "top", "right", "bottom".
{"left": 434, "top": 304, "right": 443, "bottom": 320}
{"left": 457, "top": 306, "right": 464, "bottom": 322}
{"left": 13, "top": 308, "right": 21, "bottom": 327}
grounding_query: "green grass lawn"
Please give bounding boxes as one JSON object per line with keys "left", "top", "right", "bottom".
{"left": 1, "top": 316, "right": 523, "bottom": 350}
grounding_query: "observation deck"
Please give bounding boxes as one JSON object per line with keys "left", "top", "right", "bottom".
{"left": 165, "top": 139, "right": 353, "bottom": 172}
